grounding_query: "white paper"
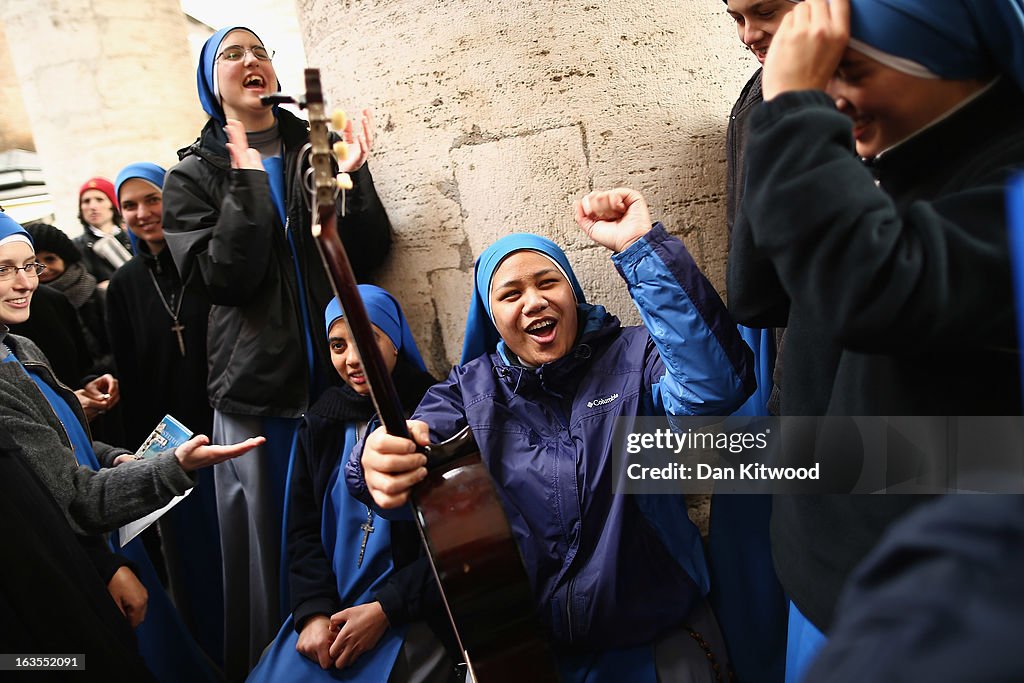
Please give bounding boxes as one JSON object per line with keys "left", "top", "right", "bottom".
{"left": 118, "top": 487, "right": 194, "bottom": 547}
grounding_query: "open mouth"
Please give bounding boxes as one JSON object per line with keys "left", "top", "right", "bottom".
{"left": 850, "top": 116, "right": 872, "bottom": 140}
{"left": 525, "top": 318, "right": 558, "bottom": 343}
{"left": 243, "top": 74, "right": 266, "bottom": 90}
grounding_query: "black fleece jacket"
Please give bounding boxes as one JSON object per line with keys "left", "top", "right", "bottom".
{"left": 163, "top": 109, "right": 392, "bottom": 417}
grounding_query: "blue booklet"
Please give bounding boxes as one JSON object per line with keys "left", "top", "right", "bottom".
{"left": 119, "top": 415, "right": 195, "bottom": 546}
{"left": 133, "top": 414, "right": 193, "bottom": 460}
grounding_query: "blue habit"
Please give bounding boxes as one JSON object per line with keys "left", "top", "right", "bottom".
{"left": 14, "top": 359, "right": 218, "bottom": 683}
{"left": 248, "top": 422, "right": 407, "bottom": 682}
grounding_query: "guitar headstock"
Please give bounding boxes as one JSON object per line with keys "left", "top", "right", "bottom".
{"left": 305, "top": 68, "right": 352, "bottom": 231}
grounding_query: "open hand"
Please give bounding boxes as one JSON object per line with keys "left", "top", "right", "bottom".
{"left": 224, "top": 118, "right": 264, "bottom": 170}
{"left": 337, "top": 108, "right": 375, "bottom": 173}
{"left": 174, "top": 434, "right": 265, "bottom": 472}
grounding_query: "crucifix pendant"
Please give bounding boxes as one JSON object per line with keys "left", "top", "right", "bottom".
{"left": 171, "top": 320, "right": 186, "bottom": 357}
{"left": 357, "top": 509, "right": 375, "bottom": 568}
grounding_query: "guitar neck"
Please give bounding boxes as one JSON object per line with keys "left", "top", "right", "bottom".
{"left": 305, "top": 68, "right": 409, "bottom": 439}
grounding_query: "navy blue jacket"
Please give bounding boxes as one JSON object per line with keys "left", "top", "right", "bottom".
{"left": 805, "top": 495, "right": 1024, "bottom": 683}
{"left": 349, "top": 225, "right": 754, "bottom": 651}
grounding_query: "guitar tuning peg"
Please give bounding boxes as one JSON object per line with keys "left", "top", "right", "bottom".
{"left": 333, "top": 141, "right": 349, "bottom": 161}
{"left": 331, "top": 109, "right": 348, "bottom": 131}
{"left": 336, "top": 173, "right": 353, "bottom": 191}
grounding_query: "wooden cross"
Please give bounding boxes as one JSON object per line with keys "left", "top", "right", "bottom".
{"left": 357, "top": 510, "right": 375, "bottom": 568}
{"left": 171, "top": 321, "right": 186, "bottom": 357}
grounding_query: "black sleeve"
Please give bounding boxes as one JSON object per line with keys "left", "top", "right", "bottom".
{"left": 338, "top": 163, "right": 392, "bottom": 282}
{"left": 105, "top": 274, "right": 146, "bottom": 446}
{"left": 163, "top": 161, "right": 279, "bottom": 306}
{"left": 743, "top": 90, "right": 1018, "bottom": 352}
{"left": 287, "top": 419, "right": 342, "bottom": 631}
{"left": 78, "top": 532, "right": 134, "bottom": 584}
{"left": 371, "top": 554, "right": 443, "bottom": 627}
{"left": 727, "top": 204, "right": 791, "bottom": 327}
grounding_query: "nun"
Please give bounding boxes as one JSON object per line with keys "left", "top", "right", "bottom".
{"left": 352, "top": 188, "right": 755, "bottom": 681}
{"left": 161, "top": 25, "right": 393, "bottom": 678}
{"left": 0, "top": 210, "right": 262, "bottom": 681}
{"left": 249, "top": 286, "right": 455, "bottom": 682}
{"left": 728, "top": 0, "right": 1024, "bottom": 677}
{"left": 107, "top": 162, "right": 224, "bottom": 667}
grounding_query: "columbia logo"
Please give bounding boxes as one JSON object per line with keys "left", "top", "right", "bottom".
{"left": 587, "top": 393, "right": 619, "bottom": 408}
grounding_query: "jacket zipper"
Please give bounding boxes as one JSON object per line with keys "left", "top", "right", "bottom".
{"left": 566, "top": 574, "right": 576, "bottom": 641}
{"left": 21, "top": 360, "right": 91, "bottom": 451}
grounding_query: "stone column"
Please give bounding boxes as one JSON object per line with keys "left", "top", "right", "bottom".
{"left": 3, "top": 0, "right": 205, "bottom": 235}
{"left": 296, "top": 0, "right": 754, "bottom": 370}
{"left": 0, "top": 24, "right": 34, "bottom": 152}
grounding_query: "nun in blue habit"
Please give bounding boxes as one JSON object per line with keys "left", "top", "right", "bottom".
{"left": 0, "top": 214, "right": 218, "bottom": 683}
{"left": 161, "top": 25, "right": 392, "bottom": 679}
{"left": 107, "top": 162, "right": 224, "bottom": 667}
{"left": 349, "top": 187, "right": 758, "bottom": 683}
{"left": 248, "top": 286, "right": 455, "bottom": 683}
{"left": 730, "top": 0, "right": 1024, "bottom": 681}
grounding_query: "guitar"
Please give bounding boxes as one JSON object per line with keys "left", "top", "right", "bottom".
{"left": 293, "top": 68, "right": 560, "bottom": 683}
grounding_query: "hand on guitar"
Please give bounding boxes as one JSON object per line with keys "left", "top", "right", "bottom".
{"left": 361, "top": 420, "right": 430, "bottom": 508}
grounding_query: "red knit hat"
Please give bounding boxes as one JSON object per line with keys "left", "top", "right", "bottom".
{"left": 79, "top": 177, "right": 118, "bottom": 209}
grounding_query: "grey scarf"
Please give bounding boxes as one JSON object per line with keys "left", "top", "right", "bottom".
{"left": 47, "top": 261, "right": 97, "bottom": 310}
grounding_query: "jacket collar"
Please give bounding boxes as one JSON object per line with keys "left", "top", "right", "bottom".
{"left": 179, "top": 107, "right": 310, "bottom": 168}
{"left": 870, "top": 78, "right": 1024, "bottom": 203}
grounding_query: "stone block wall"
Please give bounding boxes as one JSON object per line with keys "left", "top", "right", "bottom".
{"left": 297, "top": 0, "right": 756, "bottom": 373}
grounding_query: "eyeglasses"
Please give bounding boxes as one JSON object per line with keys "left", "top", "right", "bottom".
{"left": 0, "top": 263, "right": 46, "bottom": 281}
{"left": 216, "top": 45, "right": 274, "bottom": 62}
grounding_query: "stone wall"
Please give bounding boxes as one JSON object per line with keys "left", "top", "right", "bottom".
{"left": 2, "top": 0, "right": 204, "bottom": 236}
{"left": 297, "top": 0, "right": 755, "bottom": 373}
{"left": 0, "top": 25, "right": 34, "bottom": 152}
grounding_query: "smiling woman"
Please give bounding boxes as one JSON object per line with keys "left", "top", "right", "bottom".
{"left": 0, "top": 226, "right": 40, "bottom": 327}
{"left": 730, "top": 0, "right": 1024, "bottom": 678}
{"left": 0, "top": 210, "right": 264, "bottom": 681}
{"left": 161, "top": 24, "right": 394, "bottom": 679}
{"left": 351, "top": 188, "right": 756, "bottom": 681}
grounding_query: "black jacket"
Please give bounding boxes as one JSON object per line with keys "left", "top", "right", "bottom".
{"left": 0, "top": 425, "right": 153, "bottom": 680}
{"left": 734, "top": 79, "right": 1024, "bottom": 629}
{"left": 73, "top": 229, "right": 133, "bottom": 285}
{"left": 106, "top": 243, "right": 213, "bottom": 446}
{"left": 162, "top": 109, "right": 392, "bottom": 417}
{"left": 806, "top": 495, "right": 1024, "bottom": 683}
{"left": 287, "top": 362, "right": 442, "bottom": 632}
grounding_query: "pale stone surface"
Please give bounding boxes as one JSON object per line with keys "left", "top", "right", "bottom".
{"left": 2, "top": 0, "right": 204, "bottom": 236}
{"left": 0, "top": 25, "right": 34, "bottom": 152}
{"left": 297, "top": 0, "right": 755, "bottom": 375}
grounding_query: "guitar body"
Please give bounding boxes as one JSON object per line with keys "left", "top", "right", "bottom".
{"left": 414, "top": 427, "right": 560, "bottom": 682}
{"left": 298, "top": 68, "right": 560, "bottom": 682}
